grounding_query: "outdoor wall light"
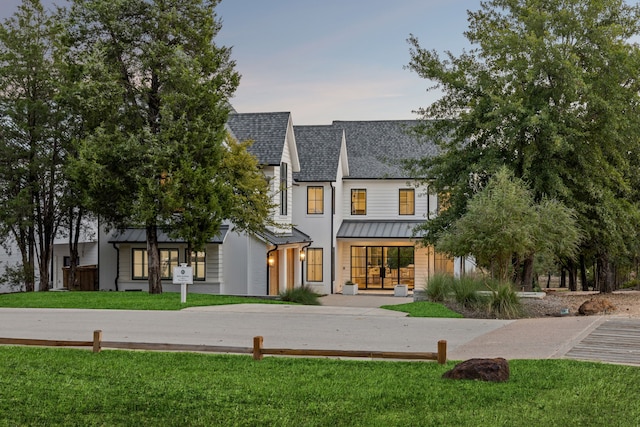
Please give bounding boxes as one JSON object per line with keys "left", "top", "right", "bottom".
{"left": 299, "top": 251, "right": 306, "bottom": 262}
{"left": 268, "top": 256, "right": 275, "bottom": 267}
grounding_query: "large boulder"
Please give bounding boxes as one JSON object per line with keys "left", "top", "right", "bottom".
{"left": 578, "top": 298, "right": 616, "bottom": 316}
{"left": 442, "top": 358, "right": 510, "bottom": 382}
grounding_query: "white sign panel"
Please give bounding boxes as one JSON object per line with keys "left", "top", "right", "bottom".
{"left": 173, "top": 265, "right": 193, "bottom": 285}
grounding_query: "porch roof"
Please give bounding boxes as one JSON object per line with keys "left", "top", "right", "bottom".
{"left": 108, "top": 226, "right": 229, "bottom": 244}
{"left": 336, "top": 220, "right": 425, "bottom": 239}
{"left": 257, "top": 227, "right": 312, "bottom": 245}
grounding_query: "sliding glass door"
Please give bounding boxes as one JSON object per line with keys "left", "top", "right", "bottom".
{"left": 351, "top": 246, "right": 415, "bottom": 289}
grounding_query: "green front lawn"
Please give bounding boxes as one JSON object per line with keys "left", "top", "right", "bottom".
{"left": 381, "top": 301, "right": 464, "bottom": 318}
{"left": 0, "top": 347, "right": 638, "bottom": 426}
{"left": 0, "top": 291, "right": 467, "bottom": 317}
{"left": 0, "top": 291, "right": 289, "bottom": 310}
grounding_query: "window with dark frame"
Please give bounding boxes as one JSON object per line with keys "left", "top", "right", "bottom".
{"left": 132, "top": 248, "right": 179, "bottom": 280}
{"left": 306, "top": 248, "right": 323, "bottom": 282}
{"left": 187, "top": 250, "right": 206, "bottom": 281}
{"left": 280, "top": 162, "right": 288, "bottom": 215}
{"left": 399, "top": 188, "right": 415, "bottom": 215}
{"left": 160, "top": 249, "right": 179, "bottom": 279}
{"left": 132, "top": 249, "right": 148, "bottom": 280}
{"left": 307, "top": 186, "right": 324, "bottom": 214}
{"left": 351, "top": 189, "right": 366, "bottom": 215}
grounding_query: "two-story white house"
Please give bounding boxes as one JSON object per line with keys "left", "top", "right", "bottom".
{"left": 293, "top": 120, "right": 467, "bottom": 295}
{"left": 3, "top": 110, "right": 469, "bottom": 296}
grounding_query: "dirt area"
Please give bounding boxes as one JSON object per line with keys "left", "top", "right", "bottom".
{"left": 445, "top": 289, "right": 640, "bottom": 319}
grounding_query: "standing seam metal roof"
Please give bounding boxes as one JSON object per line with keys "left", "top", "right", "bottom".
{"left": 336, "top": 220, "right": 426, "bottom": 239}
{"left": 108, "top": 226, "right": 229, "bottom": 244}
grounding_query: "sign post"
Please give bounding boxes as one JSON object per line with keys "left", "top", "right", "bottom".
{"left": 173, "top": 264, "right": 193, "bottom": 304}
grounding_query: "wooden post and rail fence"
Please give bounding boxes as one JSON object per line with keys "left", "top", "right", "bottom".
{"left": 0, "top": 330, "right": 448, "bottom": 364}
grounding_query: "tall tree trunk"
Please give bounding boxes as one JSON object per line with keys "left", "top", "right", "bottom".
{"left": 546, "top": 271, "right": 551, "bottom": 288}
{"left": 511, "top": 254, "right": 522, "bottom": 286}
{"left": 560, "top": 268, "right": 566, "bottom": 288}
{"left": 146, "top": 225, "right": 162, "bottom": 294}
{"left": 68, "top": 207, "right": 83, "bottom": 291}
{"left": 579, "top": 254, "right": 589, "bottom": 291}
{"left": 186, "top": 242, "right": 192, "bottom": 266}
{"left": 521, "top": 254, "right": 535, "bottom": 292}
{"left": 597, "top": 253, "right": 613, "bottom": 293}
{"left": 568, "top": 259, "right": 576, "bottom": 292}
{"left": 38, "top": 243, "right": 51, "bottom": 292}
{"left": 20, "top": 238, "right": 35, "bottom": 293}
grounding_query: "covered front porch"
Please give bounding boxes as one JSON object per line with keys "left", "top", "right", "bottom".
{"left": 260, "top": 228, "right": 312, "bottom": 296}
{"left": 336, "top": 220, "right": 455, "bottom": 294}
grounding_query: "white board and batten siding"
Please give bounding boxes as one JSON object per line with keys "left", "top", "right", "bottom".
{"left": 223, "top": 230, "right": 269, "bottom": 296}
{"left": 341, "top": 180, "right": 433, "bottom": 220}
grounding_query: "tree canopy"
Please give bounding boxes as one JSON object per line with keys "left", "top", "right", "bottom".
{"left": 436, "top": 167, "right": 581, "bottom": 282}
{"left": 408, "top": 0, "right": 640, "bottom": 291}
{"left": 0, "top": 0, "right": 68, "bottom": 291}
{"left": 65, "top": 0, "right": 265, "bottom": 293}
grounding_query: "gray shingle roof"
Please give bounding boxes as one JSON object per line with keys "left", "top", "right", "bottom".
{"left": 292, "top": 125, "right": 343, "bottom": 182}
{"left": 332, "top": 120, "right": 438, "bottom": 179}
{"left": 336, "top": 220, "right": 425, "bottom": 239}
{"left": 227, "top": 112, "right": 291, "bottom": 166}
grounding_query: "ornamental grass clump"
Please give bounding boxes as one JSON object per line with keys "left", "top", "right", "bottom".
{"left": 489, "top": 283, "right": 522, "bottom": 319}
{"left": 451, "top": 275, "right": 487, "bottom": 308}
{"left": 279, "top": 286, "right": 321, "bottom": 305}
{"left": 424, "top": 274, "right": 453, "bottom": 302}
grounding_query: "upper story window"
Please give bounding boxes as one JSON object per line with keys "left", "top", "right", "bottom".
{"left": 399, "top": 189, "right": 415, "bottom": 215}
{"left": 280, "top": 162, "right": 288, "bottom": 216}
{"left": 307, "top": 186, "right": 324, "bottom": 214}
{"left": 351, "top": 189, "right": 366, "bottom": 215}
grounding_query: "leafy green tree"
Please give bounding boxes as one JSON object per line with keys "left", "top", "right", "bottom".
{"left": 436, "top": 168, "right": 580, "bottom": 286}
{"left": 0, "top": 0, "right": 67, "bottom": 292}
{"left": 408, "top": 0, "right": 640, "bottom": 292}
{"left": 66, "top": 0, "right": 255, "bottom": 293}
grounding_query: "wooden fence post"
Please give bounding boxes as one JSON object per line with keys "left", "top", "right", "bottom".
{"left": 253, "top": 336, "right": 264, "bottom": 360}
{"left": 437, "top": 340, "right": 447, "bottom": 364}
{"left": 93, "top": 330, "right": 102, "bottom": 353}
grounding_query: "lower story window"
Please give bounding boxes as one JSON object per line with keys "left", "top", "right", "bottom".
{"left": 132, "top": 249, "right": 148, "bottom": 279}
{"left": 132, "top": 248, "right": 179, "bottom": 280}
{"left": 306, "top": 248, "right": 323, "bottom": 282}
{"left": 434, "top": 251, "right": 454, "bottom": 276}
{"left": 189, "top": 250, "right": 206, "bottom": 281}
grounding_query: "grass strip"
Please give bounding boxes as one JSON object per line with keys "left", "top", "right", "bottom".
{"left": 0, "top": 291, "right": 289, "bottom": 310}
{"left": 381, "top": 301, "right": 464, "bottom": 318}
{"left": 0, "top": 347, "right": 638, "bottom": 426}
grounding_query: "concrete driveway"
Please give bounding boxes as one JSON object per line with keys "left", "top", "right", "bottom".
{"left": 0, "top": 293, "right": 619, "bottom": 363}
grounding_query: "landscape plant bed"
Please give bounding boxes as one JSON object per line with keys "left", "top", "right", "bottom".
{"left": 0, "top": 347, "right": 638, "bottom": 426}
